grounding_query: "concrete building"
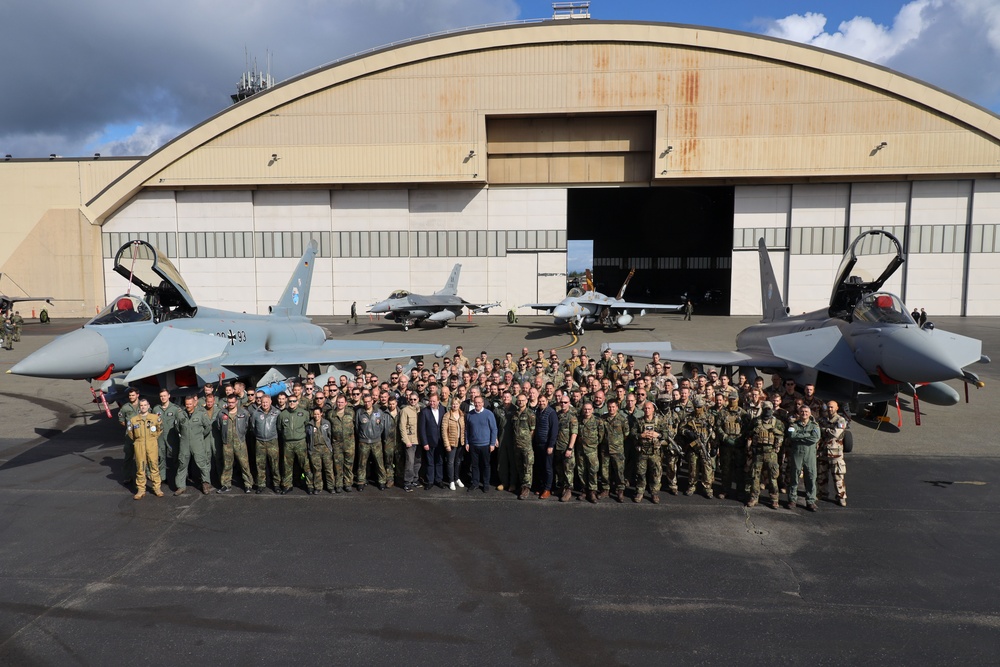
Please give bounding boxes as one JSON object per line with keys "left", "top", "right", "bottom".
{"left": 2, "top": 20, "right": 1000, "bottom": 319}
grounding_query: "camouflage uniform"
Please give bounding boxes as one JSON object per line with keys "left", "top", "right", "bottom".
{"left": 216, "top": 407, "right": 254, "bottom": 491}
{"left": 306, "top": 419, "right": 335, "bottom": 492}
{"left": 635, "top": 413, "right": 665, "bottom": 501}
{"left": 175, "top": 406, "right": 212, "bottom": 492}
{"left": 680, "top": 403, "right": 715, "bottom": 497}
{"left": 328, "top": 408, "right": 356, "bottom": 490}
{"left": 279, "top": 406, "right": 313, "bottom": 492}
{"left": 714, "top": 403, "right": 748, "bottom": 499}
{"left": 601, "top": 411, "right": 630, "bottom": 496}
{"left": 817, "top": 413, "right": 848, "bottom": 505}
{"left": 745, "top": 414, "right": 784, "bottom": 506}
{"left": 382, "top": 409, "right": 400, "bottom": 486}
{"left": 660, "top": 404, "right": 683, "bottom": 494}
{"left": 128, "top": 412, "right": 163, "bottom": 498}
{"left": 575, "top": 414, "right": 604, "bottom": 493}
{"left": 554, "top": 410, "right": 578, "bottom": 498}
{"left": 11, "top": 312, "right": 23, "bottom": 342}
{"left": 512, "top": 406, "right": 536, "bottom": 492}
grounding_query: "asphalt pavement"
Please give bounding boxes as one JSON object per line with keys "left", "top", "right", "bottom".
{"left": 1, "top": 313, "right": 998, "bottom": 665}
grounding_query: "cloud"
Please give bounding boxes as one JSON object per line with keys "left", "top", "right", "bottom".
{"left": 0, "top": 0, "right": 519, "bottom": 158}
{"left": 763, "top": 0, "right": 1000, "bottom": 112}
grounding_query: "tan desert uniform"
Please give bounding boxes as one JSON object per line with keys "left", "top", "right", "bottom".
{"left": 128, "top": 413, "right": 164, "bottom": 498}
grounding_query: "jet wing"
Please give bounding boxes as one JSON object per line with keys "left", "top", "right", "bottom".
{"left": 522, "top": 303, "right": 562, "bottom": 313}
{"left": 124, "top": 328, "right": 449, "bottom": 384}
{"left": 610, "top": 300, "right": 685, "bottom": 313}
{"left": 766, "top": 327, "right": 873, "bottom": 387}
{"left": 221, "top": 340, "right": 450, "bottom": 368}
{"left": 123, "top": 327, "right": 231, "bottom": 383}
{"left": 3, "top": 296, "right": 55, "bottom": 306}
{"left": 463, "top": 301, "right": 501, "bottom": 313}
{"left": 600, "top": 342, "right": 786, "bottom": 369}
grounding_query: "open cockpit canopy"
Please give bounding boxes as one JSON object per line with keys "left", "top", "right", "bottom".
{"left": 111, "top": 240, "right": 197, "bottom": 320}
{"left": 829, "top": 230, "right": 905, "bottom": 320}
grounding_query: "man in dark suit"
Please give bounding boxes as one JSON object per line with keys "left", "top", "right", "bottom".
{"left": 417, "top": 393, "right": 446, "bottom": 489}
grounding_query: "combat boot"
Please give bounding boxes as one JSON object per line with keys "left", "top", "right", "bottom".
{"left": 615, "top": 490, "right": 624, "bottom": 503}
{"left": 837, "top": 497, "right": 847, "bottom": 507}
{"left": 517, "top": 488, "right": 530, "bottom": 500}
{"left": 633, "top": 492, "right": 642, "bottom": 503}
{"left": 597, "top": 489, "right": 609, "bottom": 500}
{"left": 133, "top": 490, "right": 145, "bottom": 500}
{"left": 201, "top": 482, "right": 212, "bottom": 495}
{"left": 684, "top": 487, "right": 695, "bottom": 496}
{"left": 651, "top": 493, "right": 660, "bottom": 504}
{"left": 769, "top": 498, "right": 779, "bottom": 509}
{"left": 746, "top": 496, "right": 758, "bottom": 508}
{"left": 174, "top": 487, "right": 187, "bottom": 496}
{"left": 587, "top": 490, "right": 597, "bottom": 504}
{"left": 153, "top": 488, "right": 164, "bottom": 497}
{"left": 560, "top": 488, "right": 572, "bottom": 502}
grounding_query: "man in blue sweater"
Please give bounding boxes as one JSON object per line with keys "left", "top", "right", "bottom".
{"left": 465, "top": 394, "right": 498, "bottom": 493}
{"left": 534, "top": 394, "right": 559, "bottom": 499}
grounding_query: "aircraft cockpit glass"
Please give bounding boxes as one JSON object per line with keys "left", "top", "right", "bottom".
{"left": 111, "top": 240, "right": 198, "bottom": 320}
{"left": 389, "top": 290, "right": 410, "bottom": 300}
{"left": 567, "top": 288, "right": 583, "bottom": 298}
{"left": 852, "top": 292, "right": 915, "bottom": 325}
{"left": 829, "top": 230, "right": 905, "bottom": 319}
{"left": 88, "top": 294, "right": 153, "bottom": 325}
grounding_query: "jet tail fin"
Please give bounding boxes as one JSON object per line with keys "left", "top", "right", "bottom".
{"left": 434, "top": 263, "right": 462, "bottom": 296}
{"left": 271, "top": 240, "right": 318, "bottom": 317}
{"left": 758, "top": 237, "right": 787, "bottom": 322}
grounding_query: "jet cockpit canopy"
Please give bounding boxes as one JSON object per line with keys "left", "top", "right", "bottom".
{"left": 87, "top": 293, "right": 153, "bottom": 326}
{"left": 829, "top": 230, "right": 905, "bottom": 320}
{"left": 567, "top": 287, "right": 584, "bottom": 299}
{"left": 852, "top": 292, "right": 916, "bottom": 325}
{"left": 112, "top": 240, "right": 197, "bottom": 321}
{"left": 389, "top": 290, "right": 410, "bottom": 300}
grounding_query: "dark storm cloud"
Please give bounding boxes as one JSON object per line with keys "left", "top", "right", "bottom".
{"left": 1, "top": 0, "right": 519, "bottom": 157}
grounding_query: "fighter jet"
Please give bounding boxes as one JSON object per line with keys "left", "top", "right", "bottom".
{"left": 604, "top": 230, "right": 990, "bottom": 418}
{"left": 9, "top": 240, "right": 448, "bottom": 398}
{"left": 523, "top": 268, "right": 684, "bottom": 335}
{"left": 367, "top": 263, "right": 499, "bottom": 330}
{"left": 0, "top": 273, "right": 54, "bottom": 316}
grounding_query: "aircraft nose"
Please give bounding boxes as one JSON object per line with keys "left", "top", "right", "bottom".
{"left": 880, "top": 327, "right": 964, "bottom": 384}
{"left": 368, "top": 302, "right": 387, "bottom": 313}
{"left": 553, "top": 304, "right": 575, "bottom": 320}
{"left": 9, "top": 328, "right": 110, "bottom": 379}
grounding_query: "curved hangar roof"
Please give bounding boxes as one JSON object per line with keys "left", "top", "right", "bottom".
{"left": 86, "top": 20, "right": 1000, "bottom": 224}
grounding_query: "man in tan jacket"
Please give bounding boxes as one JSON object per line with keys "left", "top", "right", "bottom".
{"left": 399, "top": 391, "right": 421, "bottom": 492}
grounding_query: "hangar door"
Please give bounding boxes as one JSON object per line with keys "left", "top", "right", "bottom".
{"left": 487, "top": 113, "right": 654, "bottom": 185}
{"left": 568, "top": 187, "right": 735, "bottom": 314}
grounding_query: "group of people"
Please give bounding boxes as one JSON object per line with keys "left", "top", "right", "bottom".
{"left": 119, "top": 344, "right": 849, "bottom": 510}
{"left": 1, "top": 310, "right": 23, "bottom": 350}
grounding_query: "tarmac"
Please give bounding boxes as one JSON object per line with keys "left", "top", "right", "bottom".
{"left": 1, "top": 312, "right": 998, "bottom": 664}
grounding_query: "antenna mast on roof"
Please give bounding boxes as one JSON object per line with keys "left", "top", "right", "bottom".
{"left": 231, "top": 48, "right": 274, "bottom": 104}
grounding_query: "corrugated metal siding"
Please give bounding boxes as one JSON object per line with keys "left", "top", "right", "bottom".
{"left": 149, "top": 41, "right": 1000, "bottom": 187}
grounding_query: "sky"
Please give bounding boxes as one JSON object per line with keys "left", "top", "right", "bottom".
{"left": 3, "top": 0, "right": 999, "bottom": 158}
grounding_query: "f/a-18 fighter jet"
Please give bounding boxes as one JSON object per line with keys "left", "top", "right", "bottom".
{"left": 9, "top": 240, "right": 448, "bottom": 399}
{"left": 523, "top": 268, "right": 684, "bottom": 335}
{"left": 605, "top": 230, "right": 989, "bottom": 421}
{"left": 367, "top": 263, "right": 499, "bottom": 330}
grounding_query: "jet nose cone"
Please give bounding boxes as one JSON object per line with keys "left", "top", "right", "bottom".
{"left": 369, "top": 302, "right": 387, "bottom": 313}
{"left": 880, "top": 327, "right": 964, "bottom": 384}
{"left": 9, "top": 328, "right": 110, "bottom": 379}
{"left": 553, "top": 304, "right": 575, "bottom": 320}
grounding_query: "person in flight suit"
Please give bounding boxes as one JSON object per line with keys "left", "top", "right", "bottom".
{"left": 127, "top": 398, "right": 164, "bottom": 500}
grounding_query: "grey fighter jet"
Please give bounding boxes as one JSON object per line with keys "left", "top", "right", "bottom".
{"left": 604, "top": 230, "right": 990, "bottom": 417}
{"left": 367, "top": 263, "right": 499, "bottom": 330}
{"left": 523, "top": 268, "right": 684, "bottom": 335}
{"left": 9, "top": 240, "right": 448, "bottom": 399}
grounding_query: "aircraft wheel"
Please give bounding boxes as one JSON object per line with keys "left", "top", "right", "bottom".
{"left": 842, "top": 429, "right": 853, "bottom": 454}
{"left": 403, "top": 324, "right": 409, "bottom": 331}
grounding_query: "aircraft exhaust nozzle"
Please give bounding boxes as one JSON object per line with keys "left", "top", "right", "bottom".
{"left": 616, "top": 313, "right": 633, "bottom": 327}
{"left": 428, "top": 310, "right": 457, "bottom": 322}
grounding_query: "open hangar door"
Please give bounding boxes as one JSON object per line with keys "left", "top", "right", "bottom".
{"left": 566, "top": 187, "right": 735, "bottom": 315}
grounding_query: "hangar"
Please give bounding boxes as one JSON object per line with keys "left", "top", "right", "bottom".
{"left": 2, "top": 19, "right": 1000, "bottom": 318}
